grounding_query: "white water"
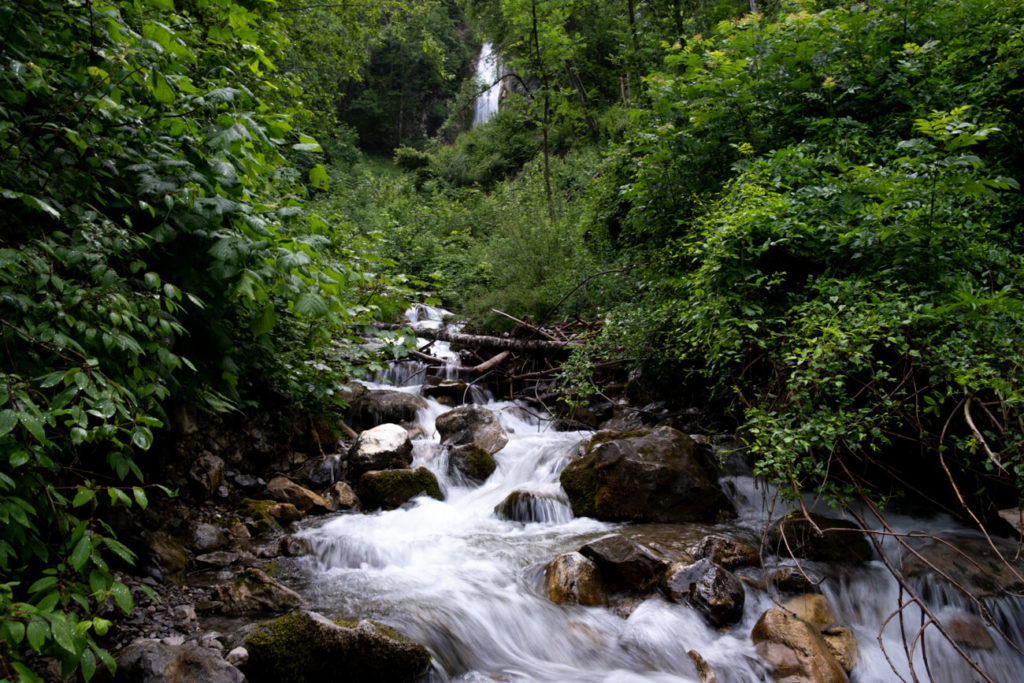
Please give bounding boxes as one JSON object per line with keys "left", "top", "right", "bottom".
{"left": 473, "top": 43, "right": 501, "bottom": 127}
{"left": 291, "top": 306, "right": 1024, "bottom": 682}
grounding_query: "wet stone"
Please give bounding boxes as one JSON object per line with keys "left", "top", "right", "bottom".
{"left": 579, "top": 533, "right": 667, "bottom": 593}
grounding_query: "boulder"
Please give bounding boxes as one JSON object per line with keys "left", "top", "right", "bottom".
{"left": 559, "top": 427, "right": 735, "bottom": 523}
{"left": 146, "top": 530, "right": 190, "bottom": 576}
{"left": 663, "top": 559, "right": 745, "bottom": 628}
{"left": 494, "top": 490, "right": 570, "bottom": 523}
{"left": 751, "top": 608, "right": 848, "bottom": 683}
{"left": 348, "top": 390, "right": 427, "bottom": 430}
{"left": 579, "top": 533, "right": 667, "bottom": 592}
{"left": 766, "top": 512, "right": 872, "bottom": 563}
{"left": 326, "top": 481, "right": 360, "bottom": 511}
{"left": 782, "top": 594, "right": 837, "bottom": 631}
{"left": 693, "top": 535, "right": 759, "bottom": 570}
{"left": 448, "top": 444, "right": 497, "bottom": 483}
{"left": 266, "top": 476, "right": 334, "bottom": 514}
{"left": 348, "top": 423, "right": 414, "bottom": 479}
{"left": 243, "top": 610, "right": 431, "bottom": 683}
{"left": 422, "top": 377, "right": 471, "bottom": 406}
{"left": 293, "top": 454, "right": 342, "bottom": 488}
{"left": 358, "top": 467, "right": 444, "bottom": 510}
{"left": 265, "top": 502, "right": 304, "bottom": 523}
{"left": 435, "top": 405, "right": 509, "bottom": 455}
{"left": 190, "top": 523, "right": 228, "bottom": 553}
{"left": 115, "top": 639, "right": 244, "bottom": 683}
{"left": 212, "top": 567, "right": 304, "bottom": 616}
{"left": 544, "top": 552, "right": 608, "bottom": 606}
{"left": 822, "top": 626, "right": 859, "bottom": 673}
{"left": 770, "top": 567, "right": 821, "bottom": 595}
{"left": 901, "top": 535, "right": 1024, "bottom": 598}
{"left": 189, "top": 454, "right": 226, "bottom": 500}
{"left": 195, "top": 551, "right": 246, "bottom": 568}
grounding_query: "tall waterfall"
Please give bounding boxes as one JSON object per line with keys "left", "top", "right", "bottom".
{"left": 473, "top": 43, "right": 501, "bottom": 127}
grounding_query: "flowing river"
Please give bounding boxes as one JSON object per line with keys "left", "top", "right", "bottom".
{"left": 284, "top": 306, "right": 1024, "bottom": 682}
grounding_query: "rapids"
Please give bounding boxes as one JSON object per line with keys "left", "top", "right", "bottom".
{"left": 286, "top": 306, "right": 1024, "bottom": 682}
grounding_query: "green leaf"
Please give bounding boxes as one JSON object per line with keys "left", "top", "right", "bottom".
{"left": 132, "top": 487, "right": 148, "bottom": 509}
{"left": 148, "top": 0, "right": 175, "bottom": 10}
{"left": 80, "top": 647, "right": 97, "bottom": 682}
{"left": 294, "top": 292, "right": 329, "bottom": 317}
{"left": 73, "top": 488, "right": 96, "bottom": 508}
{"left": 110, "top": 582, "right": 133, "bottom": 613}
{"left": 27, "top": 619, "right": 48, "bottom": 651}
{"left": 69, "top": 534, "right": 92, "bottom": 571}
{"left": 309, "top": 163, "right": 329, "bottom": 190}
{"left": 49, "top": 615, "right": 75, "bottom": 653}
{"left": 17, "top": 412, "right": 46, "bottom": 443}
{"left": 103, "top": 536, "right": 136, "bottom": 565}
{"left": 0, "top": 409, "right": 17, "bottom": 436}
{"left": 131, "top": 426, "right": 153, "bottom": 450}
{"left": 6, "top": 619, "right": 25, "bottom": 644}
{"left": 28, "top": 576, "right": 58, "bottom": 594}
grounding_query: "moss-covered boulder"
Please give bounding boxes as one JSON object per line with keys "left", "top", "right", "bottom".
{"left": 243, "top": 610, "right": 432, "bottom": 683}
{"left": 448, "top": 444, "right": 497, "bottom": 483}
{"left": 559, "top": 426, "right": 734, "bottom": 523}
{"left": 493, "top": 489, "right": 571, "bottom": 523}
{"left": 358, "top": 467, "right": 444, "bottom": 510}
{"left": 766, "top": 512, "right": 872, "bottom": 563}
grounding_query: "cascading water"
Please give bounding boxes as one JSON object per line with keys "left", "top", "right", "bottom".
{"left": 473, "top": 43, "right": 502, "bottom": 127}
{"left": 288, "top": 306, "right": 1024, "bottom": 682}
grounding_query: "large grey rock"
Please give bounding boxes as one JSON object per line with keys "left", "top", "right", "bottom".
{"left": 115, "top": 639, "right": 244, "bottom": 682}
{"left": 348, "top": 423, "right": 413, "bottom": 479}
{"left": 189, "top": 454, "right": 226, "bottom": 500}
{"left": 212, "top": 567, "right": 304, "bottom": 616}
{"left": 579, "top": 533, "right": 667, "bottom": 592}
{"left": 358, "top": 467, "right": 444, "bottom": 510}
{"left": 348, "top": 390, "right": 427, "bottom": 430}
{"left": 544, "top": 552, "right": 608, "bottom": 606}
{"left": 663, "top": 559, "right": 745, "bottom": 627}
{"left": 266, "top": 476, "right": 334, "bottom": 514}
{"left": 751, "top": 608, "right": 848, "bottom": 682}
{"left": 191, "top": 523, "right": 227, "bottom": 553}
{"left": 436, "top": 405, "right": 509, "bottom": 454}
{"left": 243, "top": 610, "right": 431, "bottom": 683}
{"left": 559, "top": 427, "right": 734, "bottom": 523}
{"left": 766, "top": 512, "right": 872, "bottom": 563}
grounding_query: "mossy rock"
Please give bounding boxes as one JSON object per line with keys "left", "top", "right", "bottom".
{"left": 448, "top": 444, "right": 497, "bottom": 483}
{"left": 244, "top": 610, "right": 431, "bottom": 683}
{"left": 559, "top": 426, "right": 734, "bottom": 523}
{"left": 358, "top": 467, "right": 444, "bottom": 510}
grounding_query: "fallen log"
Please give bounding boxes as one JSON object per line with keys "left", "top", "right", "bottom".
{"left": 399, "top": 327, "right": 582, "bottom": 354}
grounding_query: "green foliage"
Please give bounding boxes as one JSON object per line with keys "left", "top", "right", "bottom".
{"left": 577, "top": 0, "right": 1024, "bottom": 506}
{"left": 0, "top": 0, "right": 410, "bottom": 678}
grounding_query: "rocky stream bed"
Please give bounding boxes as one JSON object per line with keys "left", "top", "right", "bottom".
{"left": 74, "top": 307, "right": 1024, "bottom": 683}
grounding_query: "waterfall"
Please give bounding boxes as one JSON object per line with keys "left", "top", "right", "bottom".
{"left": 473, "top": 43, "right": 501, "bottom": 127}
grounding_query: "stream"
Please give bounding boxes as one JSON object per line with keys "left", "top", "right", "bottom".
{"left": 284, "top": 306, "right": 1024, "bottom": 682}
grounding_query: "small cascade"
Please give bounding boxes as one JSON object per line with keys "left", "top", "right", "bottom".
{"left": 289, "top": 307, "right": 1024, "bottom": 682}
{"left": 473, "top": 43, "right": 501, "bottom": 127}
